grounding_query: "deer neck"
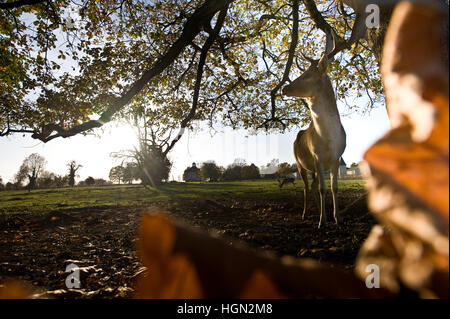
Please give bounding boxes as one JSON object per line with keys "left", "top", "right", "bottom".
{"left": 306, "top": 83, "right": 342, "bottom": 137}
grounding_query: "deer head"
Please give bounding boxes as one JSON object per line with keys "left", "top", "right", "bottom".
{"left": 282, "top": 28, "right": 338, "bottom": 99}
{"left": 282, "top": 54, "right": 330, "bottom": 98}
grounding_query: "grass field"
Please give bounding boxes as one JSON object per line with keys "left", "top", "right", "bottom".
{"left": 0, "top": 179, "right": 366, "bottom": 215}
{"left": 0, "top": 179, "right": 373, "bottom": 298}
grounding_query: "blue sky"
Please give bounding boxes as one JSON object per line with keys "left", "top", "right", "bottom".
{"left": 0, "top": 102, "right": 390, "bottom": 183}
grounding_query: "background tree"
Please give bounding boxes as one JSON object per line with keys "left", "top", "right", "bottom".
{"left": 67, "top": 160, "right": 82, "bottom": 187}
{"left": 222, "top": 165, "right": 242, "bottom": 181}
{"left": 0, "top": 176, "right": 4, "bottom": 191}
{"left": 14, "top": 162, "right": 29, "bottom": 187}
{"left": 85, "top": 176, "right": 95, "bottom": 186}
{"left": 109, "top": 165, "right": 125, "bottom": 184}
{"left": 112, "top": 135, "right": 173, "bottom": 186}
{"left": 0, "top": 0, "right": 401, "bottom": 154}
{"left": 93, "top": 178, "right": 109, "bottom": 186}
{"left": 200, "top": 161, "right": 222, "bottom": 182}
{"left": 241, "top": 164, "right": 261, "bottom": 180}
{"left": 15, "top": 153, "right": 47, "bottom": 191}
{"left": 261, "top": 159, "right": 280, "bottom": 175}
{"left": 278, "top": 162, "right": 294, "bottom": 177}
{"left": 37, "top": 171, "right": 56, "bottom": 189}
{"left": 131, "top": 140, "right": 172, "bottom": 186}
{"left": 290, "top": 163, "right": 298, "bottom": 173}
{"left": 183, "top": 163, "right": 201, "bottom": 182}
{"left": 123, "top": 162, "right": 138, "bottom": 184}
{"left": 53, "top": 174, "right": 68, "bottom": 188}
{"left": 231, "top": 158, "right": 247, "bottom": 168}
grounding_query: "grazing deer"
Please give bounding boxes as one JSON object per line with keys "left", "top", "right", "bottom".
{"left": 278, "top": 176, "right": 296, "bottom": 188}
{"left": 282, "top": 33, "right": 346, "bottom": 229}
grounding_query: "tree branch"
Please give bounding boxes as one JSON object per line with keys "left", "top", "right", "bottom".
{"left": 302, "top": 0, "right": 367, "bottom": 60}
{"left": 163, "top": 5, "right": 229, "bottom": 156}
{"left": 172, "top": 48, "right": 199, "bottom": 92}
{"left": 0, "top": 128, "right": 36, "bottom": 136}
{"left": 260, "top": 0, "right": 299, "bottom": 129}
{"left": 25, "top": 0, "right": 232, "bottom": 142}
{"left": 0, "top": 0, "right": 47, "bottom": 9}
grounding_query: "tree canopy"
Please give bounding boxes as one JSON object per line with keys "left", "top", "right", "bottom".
{"left": 1, "top": 0, "right": 391, "bottom": 151}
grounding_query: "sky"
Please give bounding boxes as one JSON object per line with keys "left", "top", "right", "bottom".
{"left": 0, "top": 102, "right": 390, "bottom": 183}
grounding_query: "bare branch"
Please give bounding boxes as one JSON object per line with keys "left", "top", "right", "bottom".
{"left": 163, "top": 5, "right": 229, "bottom": 156}
{"left": 172, "top": 47, "right": 199, "bottom": 92}
{"left": 302, "top": 0, "right": 367, "bottom": 60}
{"left": 259, "top": 0, "right": 299, "bottom": 130}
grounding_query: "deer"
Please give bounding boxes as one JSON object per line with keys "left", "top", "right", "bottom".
{"left": 282, "top": 31, "right": 346, "bottom": 229}
{"left": 278, "top": 176, "right": 296, "bottom": 188}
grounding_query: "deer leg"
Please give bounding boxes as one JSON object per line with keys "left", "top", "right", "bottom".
{"left": 310, "top": 171, "right": 319, "bottom": 213}
{"left": 316, "top": 162, "right": 327, "bottom": 228}
{"left": 330, "top": 162, "right": 340, "bottom": 225}
{"left": 300, "top": 167, "right": 309, "bottom": 220}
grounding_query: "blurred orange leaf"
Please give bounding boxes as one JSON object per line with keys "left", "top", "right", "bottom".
{"left": 137, "top": 213, "right": 176, "bottom": 265}
{"left": 135, "top": 213, "right": 203, "bottom": 298}
{"left": 240, "top": 270, "right": 286, "bottom": 299}
{"left": 0, "top": 280, "right": 30, "bottom": 299}
{"left": 359, "top": 2, "right": 449, "bottom": 298}
{"left": 135, "top": 213, "right": 388, "bottom": 298}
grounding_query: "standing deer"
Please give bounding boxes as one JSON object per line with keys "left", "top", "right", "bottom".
{"left": 282, "top": 34, "right": 346, "bottom": 229}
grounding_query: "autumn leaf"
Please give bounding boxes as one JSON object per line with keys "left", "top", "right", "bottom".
{"left": 0, "top": 280, "right": 30, "bottom": 299}
{"left": 137, "top": 212, "right": 176, "bottom": 265}
{"left": 239, "top": 270, "right": 287, "bottom": 299}
{"left": 358, "top": 2, "right": 449, "bottom": 298}
{"left": 135, "top": 212, "right": 389, "bottom": 298}
{"left": 135, "top": 213, "right": 203, "bottom": 299}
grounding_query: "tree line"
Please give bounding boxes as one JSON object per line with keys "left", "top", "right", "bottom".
{"left": 0, "top": 152, "right": 103, "bottom": 191}
{"left": 181, "top": 159, "right": 299, "bottom": 183}
{"left": 0, "top": 152, "right": 358, "bottom": 191}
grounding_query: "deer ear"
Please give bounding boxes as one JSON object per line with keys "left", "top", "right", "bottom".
{"left": 317, "top": 54, "right": 328, "bottom": 75}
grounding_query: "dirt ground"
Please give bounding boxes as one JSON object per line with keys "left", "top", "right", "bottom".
{"left": 0, "top": 188, "right": 376, "bottom": 298}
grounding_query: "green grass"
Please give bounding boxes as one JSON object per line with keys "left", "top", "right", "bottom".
{"left": 0, "top": 179, "right": 366, "bottom": 215}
